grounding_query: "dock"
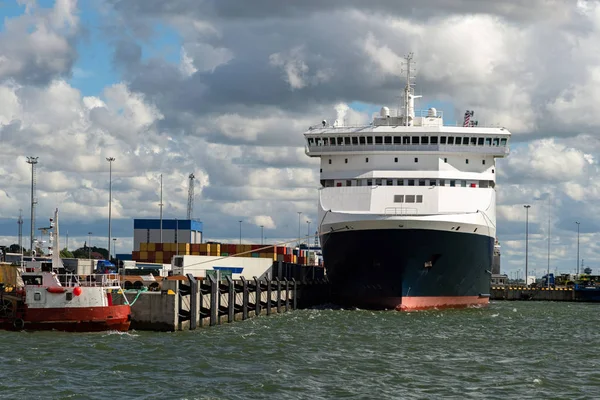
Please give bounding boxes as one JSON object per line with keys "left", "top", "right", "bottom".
{"left": 491, "top": 286, "right": 575, "bottom": 302}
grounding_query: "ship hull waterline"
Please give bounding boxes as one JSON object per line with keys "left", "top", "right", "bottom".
{"left": 321, "top": 228, "right": 494, "bottom": 311}
{"left": 1, "top": 304, "right": 131, "bottom": 332}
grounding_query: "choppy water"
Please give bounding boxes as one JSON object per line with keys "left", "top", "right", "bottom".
{"left": 1, "top": 301, "right": 599, "bottom": 399}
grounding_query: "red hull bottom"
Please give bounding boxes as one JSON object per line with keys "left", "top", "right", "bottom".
{"left": 395, "top": 296, "right": 490, "bottom": 311}
{"left": 1, "top": 305, "right": 131, "bottom": 332}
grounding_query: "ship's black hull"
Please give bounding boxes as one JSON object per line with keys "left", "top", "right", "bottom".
{"left": 321, "top": 228, "right": 494, "bottom": 310}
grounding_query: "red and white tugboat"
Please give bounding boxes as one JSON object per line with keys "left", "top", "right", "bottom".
{"left": 0, "top": 209, "right": 131, "bottom": 332}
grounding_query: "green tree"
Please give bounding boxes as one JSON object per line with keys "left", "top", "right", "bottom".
{"left": 60, "top": 248, "right": 74, "bottom": 258}
{"left": 8, "top": 244, "right": 24, "bottom": 253}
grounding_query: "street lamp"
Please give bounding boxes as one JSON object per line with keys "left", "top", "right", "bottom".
{"left": 26, "top": 156, "right": 39, "bottom": 254}
{"left": 576, "top": 221, "right": 580, "bottom": 276}
{"left": 112, "top": 238, "right": 117, "bottom": 261}
{"left": 524, "top": 204, "right": 530, "bottom": 287}
{"left": 239, "top": 220, "right": 242, "bottom": 244}
{"left": 306, "top": 220, "right": 311, "bottom": 247}
{"left": 88, "top": 232, "right": 92, "bottom": 259}
{"left": 260, "top": 225, "right": 264, "bottom": 245}
{"left": 297, "top": 212, "right": 302, "bottom": 247}
{"left": 106, "top": 157, "right": 115, "bottom": 259}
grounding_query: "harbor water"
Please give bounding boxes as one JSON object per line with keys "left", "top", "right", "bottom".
{"left": 1, "top": 301, "right": 599, "bottom": 399}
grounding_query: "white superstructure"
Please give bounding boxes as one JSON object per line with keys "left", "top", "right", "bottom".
{"left": 304, "top": 54, "right": 510, "bottom": 239}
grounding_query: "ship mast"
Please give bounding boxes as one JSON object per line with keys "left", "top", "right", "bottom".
{"left": 401, "top": 53, "right": 420, "bottom": 126}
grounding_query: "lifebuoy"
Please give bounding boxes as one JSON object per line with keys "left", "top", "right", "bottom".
{"left": 13, "top": 318, "right": 24, "bottom": 330}
{"left": 47, "top": 287, "right": 66, "bottom": 294}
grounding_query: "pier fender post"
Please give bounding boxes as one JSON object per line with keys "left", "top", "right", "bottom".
{"left": 226, "top": 276, "right": 235, "bottom": 323}
{"left": 284, "top": 278, "right": 289, "bottom": 312}
{"left": 254, "top": 276, "right": 261, "bottom": 317}
{"left": 241, "top": 277, "right": 249, "bottom": 321}
{"left": 292, "top": 278, "right": 297, "bottom": 310}
{"left": 208, "top": 275, "right": 218, "bottom": 326}
{"left": 276, "top": 278, "right": 282, "bottom": 313}
{"left": 278, "top": 261, "right": 282, "bottom": 280}
{"left": 186, "top": 273, "right": 198, "bottom": 330}
{"left": 266, "top": 278, "right": 272, "bottom": 315}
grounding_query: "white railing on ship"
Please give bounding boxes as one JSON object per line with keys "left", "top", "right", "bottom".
{"left": 58, "top": 273, "right": 121, "bottom": 288}
{"left": 384, "top": 207, "right": 419, "bottom": 216}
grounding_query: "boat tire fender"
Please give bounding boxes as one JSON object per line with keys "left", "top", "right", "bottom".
{"left": 13, "top": 318, "right": 24, "bottom": 330}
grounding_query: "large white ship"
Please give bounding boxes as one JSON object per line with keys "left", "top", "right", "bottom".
{"left": 303, "top": 54, "right": 511, "bottom": 310}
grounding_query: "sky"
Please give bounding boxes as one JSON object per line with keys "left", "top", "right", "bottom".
{"left": 1, "top": 0, "right": 599, "bottom": 278}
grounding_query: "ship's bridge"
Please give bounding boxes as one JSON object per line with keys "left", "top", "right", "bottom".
{"left": 304, "top": 126, "right": 510, "bottom": 158}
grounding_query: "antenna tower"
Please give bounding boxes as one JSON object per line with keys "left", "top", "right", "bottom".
{"left": 401, "top": 53, "right": 416, "bottom": 126}
{"left": 26, "top": 156, "right": 39, "bottom": 253}
{"left": 187, "top": 173, "right": 195, "bottom": 220}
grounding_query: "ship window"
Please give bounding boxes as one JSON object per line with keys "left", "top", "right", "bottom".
{"left": 394, "top": 195, "right": 404, "bottom": 203}
{"left": 345, "top": 158, "right": 348, "bottom": 164}
{"left": 34, "top": 292, "right": 41, "bottom": 301}
{"left": 416, "top": 195, "right": 423, "bottom": 203}
{"left": 478, "top": 137, "right": 484, "bottom": 145}
{"left": 444, "top": 158, "right": 448, "bottom": 163}
{"left": 393, "top": 136, "right": 401, "bottom": 144}
{"left": 421, "top": 136, "right": 429, "bottom": 144}
{"left": 493, "top": 138, "right": 499, "bottom": 146}
{"left": 308, "top": 138, "right": 314, "bottom": 146}
{"left": 492, "top": 169, "right": 495, "bottom": 173}
{"left": 337, "top": 137, "right": 343, "bottom": 145}
{"left": 461, "top": 181, "right": 467, "bottom": 187}
{"left": 367, "top": 179, "right": 373, "bottom": 186}
{"left": 375, "top": 179, "right": 382, "bottom": 186}
{"left": 397, "top": 179, "right": 404, "bottom": 186}
{"left": 344, "top": 137, "right": 351, "bottom": 145}
{"left": 455, "top": 137, "right": 462, "bottom": 145}
{"left": 440, "top": 179, "right": 445, "bottom": 186}
{"left": 394, "top": 157, "right": 398, "bottom": 163}
{"left": 485, "top": 138, "right": 492, "bottom": 146}
{"left": 320, "top": 168, "right": 322, "bottom": 173}
{"left": 405, "top": 195, "right": 415, "bottom": 203}
{"left": 330, "top": 137, "right": 336, "bottom": 146}
{"left": 419, "top": 179, "right": 426, "bottom": 186}
{"left": 411, "top": 136, "right": 419, "bottom": 144}
{"left": 355, "top": 180, "right": 362, "bottom": 186}
{"left": 450, "top": 180, "right": 456, "bottom": 187}
{"left": 500, "top": 138, "right": 508, "bottom": 146}
{"left": 448, "top": 137, "right": 455, "bottom": 145}
{"left": 365, "top": 157, "right": 369, "bottom": 163}
{"left": 430, "top": 136, "right": 438, "bottom": 144}
{"left": 384, "top": 136, "right": 392, "bottom": 144}
{"left": 367, "top": 137, "right": 373, "bottom": 144}
{"left": 464, "top": 138, "right": 470, "bottom": 146}
{"left": 386, "top": 179, "right": 393, "bottom": 186}
{"left": 323, "top": 138, "right": 329, "bottom": 146}
{"left": 470, "top": 137, "right": 477, "bottom": 145}
{"left": 414, "top": 157, "right": 418, "bottom": 163}
{"left": 482, "top": 160, "right": 486, "bottom": 165}
{"left": 440, "top": 136, "right": 447, "bottom": 144}
{"left": 315, "top": 138, "right": 322, "bottom": 146}
{"left": 466, "top": 159, "right": 469, "bottom": 164}
{"left": 352, "top": 137, "right": 358, "bottom": 145}
{"left": 336, "top": 182, "right": 342, "bottom": 187}
{"left": 375, "top": 136, "right": 383, "bottom": 144}
{"left": 430, "top": 180, "right": 437, "bottom": 186}
{"left": 328, "top": 159, "right": 332, "bottom": 165}
{"left": 403, "top": 136, "right": 410, "bottom": 144}
{"left": 359, "top": 137, "right": 366, "bottom": 145}
{"left": 408, "top": 179, "right": 415, "bottom": 186}
{"left": 346, "top": 180, "right": 352, "bottom": 186}
{"left": 479, "top": 180, "right": 489, "bottom": 188}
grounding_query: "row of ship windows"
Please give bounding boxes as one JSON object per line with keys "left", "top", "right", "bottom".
{"left": 328, "top": 157, "right": 490, "bottom": 165}
{"left": 308, "top": 136, "right": 508, "bottom": 147}
{"left": 322, "top": 179, "right": 496, "bottom": 188}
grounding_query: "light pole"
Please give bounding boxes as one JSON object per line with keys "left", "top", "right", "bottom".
{"left": 112, "top": 238, "right": 117, "bottom": 261}
{"left": 297, "top": 212, "right": 302, "bottom": 247}
{"left": 106, "top": 157, "right": 115, "bottom": 260}
{"left": 88, "top": 232, "right": 92, "bottom": 259}
{"left": 524, "top": 204, "right": 530, "bottom": 287}
{"left": 576, "top": 221, "right": 580, "bottom": 276}
{"left": 547, "top": 215, "right": 550, "bottom": 288}
{"left": 26, "top": 156, "right": 38, "bottom": 254}
{"left": 260, "top": 225, "right": 264, "bottom": 245}
{"left": 239, "top": 220, "right": 242, "bottom": 244}
{"left": 307, "top": 220, "right": 311, "bottom": 247}
{"left": 159, "top": 173, "right": 163, "bottom": 243}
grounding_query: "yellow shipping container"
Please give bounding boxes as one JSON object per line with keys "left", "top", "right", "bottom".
{"left": 155, "top": 251, "right": 164, "bottom": 260}
{"left": 178, "top": 243, "right": 190, "bottom": 253}
{"left": 140, "top": 243, "right": 148, "bottom": 252}
{"left": 147, "top": 243, "right": 156, "bottom": 252}
{"left": 140, "top": 251, "right": 148, "bottom": 260}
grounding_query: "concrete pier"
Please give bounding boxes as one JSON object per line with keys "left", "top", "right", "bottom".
{"left": 491, "top": 286, "right": 574, "bottom": 302}
{"left": 113, "top": 276, "right": 329, "bottom": 331}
